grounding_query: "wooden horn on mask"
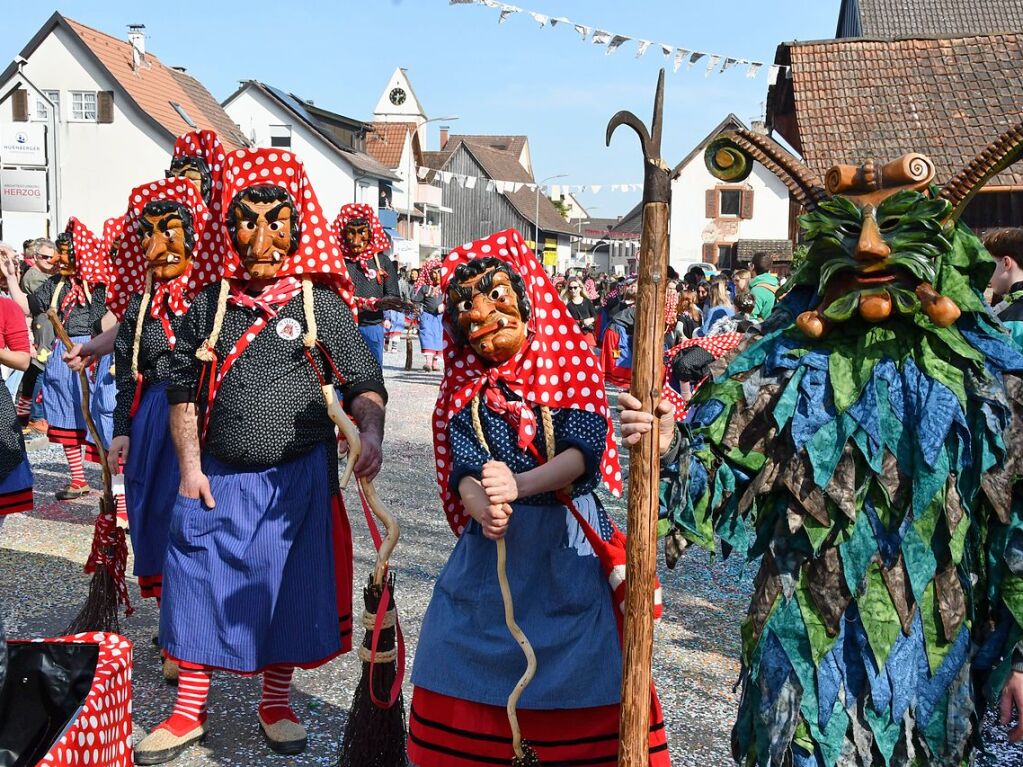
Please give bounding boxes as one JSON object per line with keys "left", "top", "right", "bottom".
{"left": 939, "top": 119, "right": 1023, "bottom": 222}
{"left": 705, "top": 129, "right": 829, "bottom": 211}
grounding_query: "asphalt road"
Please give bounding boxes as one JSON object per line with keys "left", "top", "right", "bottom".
{"left": 1, "top": 347, "right": 1020, "bottom": 766}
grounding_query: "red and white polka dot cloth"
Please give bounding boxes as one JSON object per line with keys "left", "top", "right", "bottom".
{"left": 332, "top": 202, "right": 390, "bottom": 267}
{"left": 172, "top": 130, "right": 226, "bottom": 256}
{"left": 64, "top": 217, "right": 110, "bottom": 287}
{"left": 31, "top": 632, "right": 133, "bottom": 767}
{"left": 662, "top": 331, "right": 745, "bottom": 422}
{"left": 107, "top": 178, "right": 214, "bottom": 322}
{"left": 218, "top": 148, "right": 356, "bottom": 311}
{"left": 414, "top": 257, "right": 443, "bottom": 297}
{"left": 433, "top": 229, "right": 623, "bottom": 535}
{"left": 101, "top": 215, "right": 125, "bottom": 258}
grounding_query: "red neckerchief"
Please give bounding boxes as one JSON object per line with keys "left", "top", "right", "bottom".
{"left": 59, "top": 278, "right": 87, "bottom": 316}
{"left": 199, "top": 276, "right": 303, "bottom": 439}
{"left": 150, "top": 283, "right": 190, "bottom": 349}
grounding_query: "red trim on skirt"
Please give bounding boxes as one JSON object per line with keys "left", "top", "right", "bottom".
{"left": 47, "top": 425, "right": 85, "bottom": 447}
{"left": 138, "top": 574, "right": 163, "bottom": 600}
{"left": 0, "top": 487, "right": 32, "bottom": 515}
{"left": 408, "top": 688, "right": 670, "bottom": 767}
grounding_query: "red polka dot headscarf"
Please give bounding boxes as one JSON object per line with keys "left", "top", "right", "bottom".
{"left": 172, "top": 130, "right": 225, "bottom": 202}
{"left": 107, "top": 178, "right": 215, "bottom": 321}
{"left": 101, "top": 215, "right": 125, "bottom": 258}
{"left": 218, "top": 148, "right": 355, "bottom": 306}
{"left": 63, "top": 217, "right": 109, "bottom": 287}
{"left": 432, "top": 228, "right": 623, "bottom": 535}
{"left": 414, "top": 257, "right": 443, "bottom": 296}
{"left": 333, "top": 203, "right": 390, "bottom": 264}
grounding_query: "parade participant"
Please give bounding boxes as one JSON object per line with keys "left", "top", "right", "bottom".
{"left": 622, "top": 132, "right": 1023, "bottom": 764}
{"left": 408, "top": 229, "right": 669, "bottom": 767}
{"left": 412, "top": 259, "right": 443, "bottom": 371}
{"left": 562, "top": 275, "right": 597, "bottom": 346}
{"left": 7, "top": 218, "right": 110, "bottom": 500}
{"left": 0, "top": 252, "right": 34, "bottom": 517}
{"left": 599, "top": 280, "right": 636, "bottom": 388}
{"left": 134, "top": 148, "right": 387, "bottom": 764}
{"left": 747, "top": 251, "right": 779, "bottom": 321}
{"left": 104, "top": 179, "right": 217, "bottom": 635}
{"left": 333, "top": 202, "right": 403, "bottom": 364}
{"left": 988, "top": 228, "right": 1023, "bottom": 347}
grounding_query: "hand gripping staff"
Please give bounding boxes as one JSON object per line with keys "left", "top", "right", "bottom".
{"left": 605, "top": 69, "right": 673, "bottom": 767}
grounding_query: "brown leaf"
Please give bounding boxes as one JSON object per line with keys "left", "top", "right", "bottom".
{"left": 945, "top": 476, "right": 964, "bottom": 536}
{"left": 825, "top": 446, "right": 858, "bottom": 521}
{"left": 806, "top": 547, "right": 851, "bottom": 638}
{"left": 876, "top": 450, "right": 910, "bottom": 509}
{"left": 749, "top": 552, "right": 782, "bottom": 641}
{"left": 879, "top": 554, "right": 916, "bottom": 636}
{"left": 933, "top": 563, "right": 966, "bottom": 643}
{"left": 780, "top": 455, "right": 831, "bottom": 528}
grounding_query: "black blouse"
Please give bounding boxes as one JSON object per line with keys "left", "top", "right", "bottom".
{"left": 28, "top": 277, "right": 107, "bottom": 338}
{"left": 346, "top": 252, "right": 400, "bottom": 326}
{"left": 167, "top": 281, "right": 387, "bottom": 469}
{"left": 413, "top": 286, "right": 444, "bottom": 315}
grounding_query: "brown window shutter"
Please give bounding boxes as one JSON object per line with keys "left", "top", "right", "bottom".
{"left": 97, "top": 91, "right": 114, "bottom": 123}
{"left": 740, "top": 188, "right": 754, "bottom": 219}
{"left": 705, "top": 188, "right": 718, "bottom": 218}
{"left": 11, "top": 88, "right": 29, "bottom": 122}
{"left": 702, "top": 243, "right": 716, "bottom": 264}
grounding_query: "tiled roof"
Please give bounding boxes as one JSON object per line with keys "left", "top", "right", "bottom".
{"left": 844, "top": 0, "right": 1023, "bottom": 38}
{"left": 64, "top": 17, "right": 247, "bottom": 149}
{"left": 447, "top": 134, "right": 527, "bottom": 156}
{"left": 769, "top": 34, "right": 1023, "bottom": 187}
{"left": 737, "top": 239, "right": 793, "bottom": 262}
{"left": 366, "top": 122, "right": 419, "bottom": 169}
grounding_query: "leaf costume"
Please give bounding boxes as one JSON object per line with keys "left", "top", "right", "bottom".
{"left": 660, "top": 129, "right": 1023, "bottom": 766}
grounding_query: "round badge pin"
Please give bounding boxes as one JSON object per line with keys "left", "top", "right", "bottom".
{"left": 276, "top": 317, "right": 302, "bottom": 341}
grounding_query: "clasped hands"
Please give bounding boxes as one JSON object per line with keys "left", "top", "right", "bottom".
{"left": 463, "top": 460, "right": 519, "bottom": 541}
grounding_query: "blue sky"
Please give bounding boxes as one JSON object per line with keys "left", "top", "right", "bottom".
{"left": 2, "top": 1, "right": 840, "bottom": 217}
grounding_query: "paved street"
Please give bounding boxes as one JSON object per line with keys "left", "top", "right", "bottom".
{"left": 1, "top": 347, "right": 1020, "bottom": 766}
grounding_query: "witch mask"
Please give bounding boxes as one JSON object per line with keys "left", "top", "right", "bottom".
{"left": 447, "top": 257, "right": 530, "bottom": 364}
{"left": 704, "top": 127, "right": 1023, "bottom": 338}
{"left": 226, "top": 185, "right": 299, "bottom": 280}
{"left": 139, "top": 199, "right": 196, "bottom": 281}
{"left": 343, "top": 219, "right": 372, "bottom": 258}
{"left": 166, "top": 156, "right": 212, "bottom": 206}
{"left": 54, "top": 233, "right": 75, "bottom": 277}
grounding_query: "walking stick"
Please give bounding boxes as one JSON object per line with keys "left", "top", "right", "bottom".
{"left": 605, "top": 70, "right": 672, "bottom": 767}
{"left": 49, "top": 309, "right": 132, "bottom": 633}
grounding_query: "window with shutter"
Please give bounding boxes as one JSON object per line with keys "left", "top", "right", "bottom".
{"left": 740, "top": 189, "right": 754, "bottom": 219}
{"left": 97, "top": 91, "right": 114, "bottom": 124}
{"left": 702, "top": 243, "right": 716, "bottom": 264}
{"left": 12, "top": 89, "right": 29, "bottom": 122}
{"left": 719, "top": 189, "right": 742, "bottom": 217}
{"left": 705, "top": 189, "right": 718, "bottom": 218}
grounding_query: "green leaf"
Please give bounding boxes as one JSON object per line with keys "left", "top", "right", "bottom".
{"left": 795, "top": 574, "right": 839, "bottom": 664}
{"left": 859, "top": 561, "right": 903, "bottom": 670}
{"left": 890, "top": 287, "right": 921, "bottom": 315}
{"left": 822, "top": 290, "right": 860, "bottom": 322}
{"left": 920, "top": 581, "right": 954, "bottom": 675}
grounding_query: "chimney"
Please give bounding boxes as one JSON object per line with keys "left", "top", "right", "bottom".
{"left": 127, "top": 24, "right": 146, "bottom": 70}
{"left": 439, "top": 126, "right": 450, "bottom": 149}
{"left": 750, "top": 119, "right": 768, "bottom": 135}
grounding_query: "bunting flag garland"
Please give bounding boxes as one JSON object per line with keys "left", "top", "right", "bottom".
{"left": 416, "top": 167, "right": 645, "bottom": 196}
{"left": 449, "top": 0, "right": 785, "bottom": 79}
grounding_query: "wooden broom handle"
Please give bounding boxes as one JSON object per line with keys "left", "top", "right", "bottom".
{"left": 321, "top": 384, "right": 400, "bottom": 587}
{"left": 47, "top": 309, "right": 111, "bottom": 490}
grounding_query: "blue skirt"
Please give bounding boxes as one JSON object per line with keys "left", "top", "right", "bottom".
{"left": 42, "top": 337, "right": 89, "bottom": 444}
{"left": 84, "top": 353, "right": 115, "bottom": 459}
{"left": 160, "top": 443, "right": 342, "bottom": 672}
{"left": 359, "top": 324, "right": 385, "bottom": 366}
{"left": 0, "top": 454, "right": 33, "bottom": 516}
{"left": 125, "top": 381, "right": 177, "bottom": 578}
{"left": 411, "top": 494, "right": 622, "bottom": 709}
{"left": 419, "top": 312, "right": 443, "bottom": 353}
{"left": 384, "top": 310, "right": 406, "bottom": 333}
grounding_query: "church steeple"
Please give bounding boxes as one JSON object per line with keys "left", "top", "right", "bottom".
{"left": 373, "top": 67, "right": 427, "bottom": 126}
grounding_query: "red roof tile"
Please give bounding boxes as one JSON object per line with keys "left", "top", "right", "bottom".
{"left": 366, "top": 122, "right": 418, "bottom": 169}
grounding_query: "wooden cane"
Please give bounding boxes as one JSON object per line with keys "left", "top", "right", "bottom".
{"left": 606, "top": 70, "right": 672, "bottom": 767}
{"left": 47, "top": 309, "right": 111, "bottom": 490}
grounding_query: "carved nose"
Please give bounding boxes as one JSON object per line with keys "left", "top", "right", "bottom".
{"left": 145, "top": 235, "right": 166, "bottom": 263}
{"left": 249, "top": 223, "right": 273, "bottom": 258}
{"left": 854, "top": 207, "right": 891, "bottom": 262}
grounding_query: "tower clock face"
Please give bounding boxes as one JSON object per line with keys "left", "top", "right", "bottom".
{"left": 389, "top": 87, "right": 407, "bottom": 106}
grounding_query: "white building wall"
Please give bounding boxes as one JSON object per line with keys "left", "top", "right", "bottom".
{"left": 224, "top": 89, "right": 378, "bottom": 218}
{"left": 669, "top": 158, "right": 790, "bottom": 272}
{"left": 0, "top": 25, "right": 170, "bottom": 244}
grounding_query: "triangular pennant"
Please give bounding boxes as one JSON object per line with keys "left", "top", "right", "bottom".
{"left": 417, "top": 166, "right": 430, "bottom": 180}
{"left": 606, "top": 34, "right": 630, "bottom": 54}
{"left": 510, "top": 182, "right": 523, "bottom": 192}
{"left": 688, "top": 51, "right": 705, "bottom": 69}
{"left": 454, "top": 174, "right": 466, "bottom": 187}
{"left": 574, "top": 23, "right": 592, "bottom": 40}
{"left": 768, "top": 64, "right": 782, "bottom": 85}
{"left": 705, "top": 54, "right": 721, "bottom": 75}
{"left": 525, "top": 183, "right": 536, "bottom": 192}
{"left": 590, "top": 185, "right": 602, "bottom": 194}
{"left": 528, "top": 11, "right": 548, "bottom": 26}
{"left": 449, "top": 0, "right": 479, "bottom": 4}
{"left": 498, "top": 5, "right": 520, "bottom": 23}
{"left": 486, "top": 180, "right": 496, "bottom": 192}
{"left": 465, "top": 176, "right": 477, "bottom": 189}
{"left": 591, "top": 29, "right": 611, "bottom": 45}
{"left": 673, "top": 48, "right": 690, "bottom": 73}
{"left": 441, "top": 171, "right": 453, "bottom": 184}
{"left": 611, "top": 184, "right": 620, "bottom": 192}
{"left": 660, "top": 43, "right": 673, "bottom": 58}
{"left": 746, "top": 61, "right": 763, "bottom": 79}
{"left": 636, "top": 40, "right": 652, "bottom": 58}
{"left": 721, "top": 57, "right": 738, "bottom": 73}
{"left": 549, "top": 16, "right": 569, "bottom": 27}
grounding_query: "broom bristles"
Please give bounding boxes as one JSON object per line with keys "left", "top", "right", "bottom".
{"left": 338, "top": 574, "right": 408, "bottom": 767}
{"left": 512, "top": 744, "right": 541, "bottom": 766}
{"left": 64, "top": 567, "right": 121, "bottom": 635}
{"left": 64, "top": 494, "right": 129, "bottom": 635}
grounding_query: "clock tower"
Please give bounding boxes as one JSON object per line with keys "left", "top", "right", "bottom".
{"left": 373, "top": 67, "right": 427, "bottom": 128}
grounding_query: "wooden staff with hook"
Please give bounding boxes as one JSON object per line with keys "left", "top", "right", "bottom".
{"left": 605, "top": 69, "right": 673, "bottom": 767}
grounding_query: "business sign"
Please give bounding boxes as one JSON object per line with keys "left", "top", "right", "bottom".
{"left": 542, "top": 236, "right": 558, "bottom": 267}
{"left": 1, "top": 169, "right": 48, "bottom": 213}
{"left": 0, "top": 123, "right": 46, "bottom": 167}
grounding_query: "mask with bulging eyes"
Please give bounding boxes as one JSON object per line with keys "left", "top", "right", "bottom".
{"left": 228, "top": 186, "right": 297, "bottom": 280}
{"left": 343, "top": 219, "right": 372, "bottom": 257}
{"left": 139, "top": 200, "right": 194, "bottom": 281}
{"left": 54, "top": 234, "right": 76, "bottom": 277}
{"left": 447, "top": 261, "right": 529, "bottom": 364}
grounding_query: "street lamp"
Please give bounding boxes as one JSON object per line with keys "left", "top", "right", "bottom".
{"left": 535, "top": 173, "right": 567, "bottom": 267}
{"left": 406, "top": 115, "right": 458, "bottom": 262}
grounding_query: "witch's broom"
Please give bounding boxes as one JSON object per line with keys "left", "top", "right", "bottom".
{"left": 318, "top": 385, "right": 407, "bottom": 767}
{"left": 48, "top": 310, "right": 133, "bottom": 634}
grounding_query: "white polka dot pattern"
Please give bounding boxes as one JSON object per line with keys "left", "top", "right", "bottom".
{"left": 35, "top": 632, "right": 133, "bottom": 766}
{"left": 431, "top": 228, "right": 623, "bottom": 535}
{"left": 217, "top": 149, "right": 357, "bottom": 315}
{"left": 332, "top": 202, "right": 390, "bottom": 263}
{"left": 64, "top": 217, "right": 111, "bottom": 287}
{"left": 107, "top": 179, "right": 214, "bottom": 321}
{"left": 662, "top": 332, "right": 744, "bottom": 422}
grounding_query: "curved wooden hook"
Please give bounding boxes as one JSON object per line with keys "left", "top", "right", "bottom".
{"left": 606, "top": 69, "right": 670, "bottom": 205}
